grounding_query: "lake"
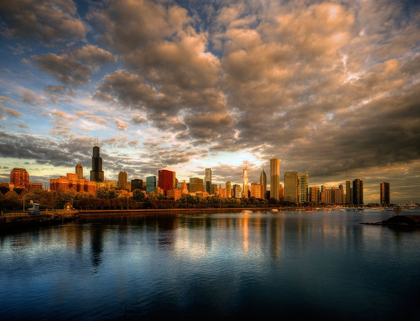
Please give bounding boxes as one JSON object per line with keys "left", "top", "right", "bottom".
{"left": 1, "top": 210, "right": 419, "bottom": 320}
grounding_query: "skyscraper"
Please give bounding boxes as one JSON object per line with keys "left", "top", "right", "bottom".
{"left": 309, "top": 186, "right": 320, "bottom": 204}
{"left": 158, "top": 170, "right": 175, "bottom": 195}
{"left": 226, "top": 181, "right": 232, "bottom": 198}
{"left": 90, "top": 138, "right": 104, "bottom": 182}
{"left": 251, "top": 183, "right": 262, "bottom": 198}
{"left": 260, "top": 169, "right": 267, "bottom": 199}
{"left": 298, "top": 174, "right": 309, "bottom": 204}
{"left": 131, "top": 179, "right": 143, "bottom": 191}
{"left": 205, "top": 168, "right": 212, "bottom": 193}
{"left": 146, "top": 176, "right": 156, "bottom": 194}
{"left": 352, "top": 179, "right": 364, "bottom": 205}
{"left": 380, "top": 182, "right": 390, "bottom": 206}
{"left": 345, "top": 180, "right": 351, "bottom": 204}
{"left": 284, "top": 171, "right": 298, "bottom": 204}
{"left": 270, "top": 158, "right": 280, "bottom": 200}
{"left": 118, "top": 171, "right": 127, "bottom": 189}
{"left": 75, "top": 163, "right": 83, "bottom": 179}
{"left": 243, "top": 167, "right": 249, "bottom": 198}
{"left": 189, "top": 177, "right": 204, "bottom": 193}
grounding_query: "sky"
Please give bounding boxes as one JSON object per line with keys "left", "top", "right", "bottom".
{"left": 0, "top": 0, "right": 419, "bottom": 204}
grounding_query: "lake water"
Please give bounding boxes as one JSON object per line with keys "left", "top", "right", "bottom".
{"left": 1, "top": 210, "right": 419, "bottom": 320}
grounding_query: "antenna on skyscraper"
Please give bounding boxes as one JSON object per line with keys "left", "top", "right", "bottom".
{"left": 94, "top": 136, "right": 99, "bottom": 147}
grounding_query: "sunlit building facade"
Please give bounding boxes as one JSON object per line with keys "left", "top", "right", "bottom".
{"left": 10, "top": 168, "right": 29, "bottom": 189}
{"left": 270, "top": 158, "right": 280, "bottom": 201}
{"left": 50, "top": 173, "right": 96, "bottom": 194}
{"left": 260, "top": 169, "right": 267, "bottom": 199}
{"left": 298, "top": 174, "right": 309, "bottom": 204}
{"left": 284, "top": 171, "right": 298, "bottom": 204}
{"left": 75, "top": 163, "right": 83, "bottom": 179}
{"left": 118, "top": 171, "right": 127, "bottom": 189}
{"left": 158, "top": 170, "right": 175, "bottom": 195}
{"left": 251, "top": 183, "right": 262, "bottom": 198}
{"left": 226, "top": 181, "right": 232, "bottom": 198}
{"left": 189, "top": 177, "right": 204, "bottom": 193}
{"left": 243, "top": 167, "right": 249, "bottom": 198}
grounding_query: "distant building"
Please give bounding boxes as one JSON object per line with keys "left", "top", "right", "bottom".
{"left": 380, "top": 182, "right": 390, "bottom": 206}
{"left": 167, "top": 189, "right": 182, "bottom": 201}
{"left": 181, "top": 181, "right": 188, "bottom": 194}
{"left": 10, "top": 168, "right": 29, "bottom": 189}
{"left": 158, "top": 170, "right": 175, "bottom": 195}
{"left": 233, "top": 184, "right": 241, "bottom": 198}
{"left": 309, "top": 186, "right": 320, "bottom": 204}
{"left": 75, "top": 163, "right": 83, "bottom": 179}
{"left": 279, "top": 183, "right": 284, "bottom": 200}
{"left": 131, "top": 179, "right": 143, "bottom": 191}
{"left": 270, "top": 158, "right": 280, "bottom": 201}
{"left": 189, "top": 177, "right": 204, "bottom": 193}
{"left": 284, "top": 171, "right": 298, "bottom": 204}
{"left": 251, "top": 183, "right": 262, "bottom": 198}
{"left": 298, "top": 174, "right": 309, "bottom": 204}
{"left": 211, "top": 184, "right": 218, "bottom": 195}
{"left": 118, "top": 171, "right": 128, "bottom": 189}
{"left": 205, "top": 168, "right": 212, "bottom": 193}
{"left": 260, "top": 169, "right": 267, "bottom": 199}
{"left": 345, "top": 180, "right": 351, "bottom": 204}
{"left": 226, "top": 181, "right": 232, "bottom": 198}
{"left": 50, "top": 173, "right": 96, "bottom": 194}
{"left": 146, "top": 176, "right": 156, "bottom": 194}
{"left": 90, "top": 139, "right": 104, "bottom": 182}
{"left": 353, "top": 179, "right": 364, "bottom": 205}
{"left": 243, "top": 167, "right": 249, "bottom": 198}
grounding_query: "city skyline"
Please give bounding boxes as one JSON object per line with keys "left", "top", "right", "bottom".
{"left": 0, "top": 0, "right": 419, "bottom": 203}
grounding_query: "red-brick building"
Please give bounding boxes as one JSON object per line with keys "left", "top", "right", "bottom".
{"left": 158, "top": 170, "right": 175, "bottom": 195}
{"left": 10, "top": 168, "right": 30, "bottom": 188}
{"left": 50, "top": 173, "right": 96, "bottom": 194}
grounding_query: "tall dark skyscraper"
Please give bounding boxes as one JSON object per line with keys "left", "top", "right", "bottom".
{"left": 380, "top": 182, "right": 390, "bottom": 206}
{"left": 205, "top": 168, "right": 212, "bottom": 193}
{"left": 352, "top": 179, "right": 364, "bottom": 205}
{"left": 90, "top": 138, "right": 104, "bottom": 182}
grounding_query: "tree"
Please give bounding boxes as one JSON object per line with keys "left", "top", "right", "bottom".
{"left": 96, "top": 187, "right": 109, "bottom": 199}
{"left": 108, "top": 189, "right": 118, "bottom": 199}
{"left": 39, "top": 191, "right": 59, "bottom": 210}
{"left": 132, "top": 189, "right": 146, "bottom": 201}
{"left": 5, "top": 191, "right": 20, "bottom": 210}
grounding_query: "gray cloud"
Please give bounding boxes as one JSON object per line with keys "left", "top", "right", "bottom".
{"left": 31, "top": 45, "right": 117, "bottom": 86}
{"left": 0, "top": 0, "right": 86, "bottom": 44}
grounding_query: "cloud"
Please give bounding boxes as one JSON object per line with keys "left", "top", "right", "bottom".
{"left": 31, "top": 45, "right": 117, "bottom": 86}
{"left": 115, "top": 119, "right": 129, "bottom": 131}
{"left": 0, "top": 105, "right": 22, "bottom": 118}
{"left": 14, "top": 124, "right": 31, "bottom": 129}
{"left": 19, "top": 89, "right": 48, "bottom": 105}
{"left": 132, "top": 114, "right": 147, "bottom": 124}
{"left": 52, "top": 110, "right": 76, "bottom": 120}
{"left": 0, "top": 0, "right": 86, "bottom": 44}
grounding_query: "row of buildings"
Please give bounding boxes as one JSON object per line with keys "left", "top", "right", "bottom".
{"left": 7, "top": 142, "right": 391, "bottom": 206}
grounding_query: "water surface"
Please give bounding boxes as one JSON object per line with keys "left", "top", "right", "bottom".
{"left": 1, "top": 210, "right": 419, "bottom": 320}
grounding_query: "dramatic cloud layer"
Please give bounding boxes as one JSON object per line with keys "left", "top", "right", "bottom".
{"left": 0, "top": 0, "right": 419, "bottom": 203}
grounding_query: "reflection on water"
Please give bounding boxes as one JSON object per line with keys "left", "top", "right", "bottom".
{"left": 1, "top": 211, "right": 420, "bottom": 320}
